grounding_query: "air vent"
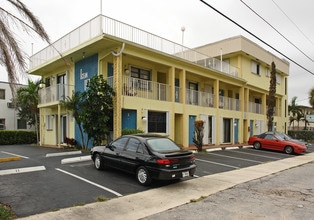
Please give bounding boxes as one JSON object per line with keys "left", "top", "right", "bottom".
{"left": 7, "top": 102, "right": 14, "bottom": 108}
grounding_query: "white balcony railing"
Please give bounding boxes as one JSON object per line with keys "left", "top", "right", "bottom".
{"left": 186, "top": 89, "right": 215, "bottom": 108}
{"left": 219, "top": 96, "right": 240, "bottom": 111}
{"left": 29, "top": 15, "right": 239, "bottom": 78}
{"left": 249, "top": 102, "right": 263, "bottom": 114}
{"left": 38, "top": 84, "right": 73, "bottom": 105}
{"left": 122, "top": 76, "right": 169, "bottom": 101}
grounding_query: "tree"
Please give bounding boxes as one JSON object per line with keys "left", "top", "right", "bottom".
{"left": 288, "top": 96, "right": 302, "bottom": 128}
{"left": 0, "top": 0, "right": 50, "bottom": 96}
{"left": 15, "top": 79, "right": 40, "bottom": 143}
{"left": 193, "top": 120, "right": 205, "bottom": 152}
{"left": 309, "top": 87, "right": 314, "bottom": 109}
{"left": 267, "top": 62, "right": 276, "bottom": 131}
{"left": 81, "top": 75, "right": 115, "bottom": 148}
{"left": 60, "top": 91, "right": 85, "bottom": 149}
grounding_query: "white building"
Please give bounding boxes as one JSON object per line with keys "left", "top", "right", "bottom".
{"left": 0, "top": 81, "right": 34, "bottom": 131}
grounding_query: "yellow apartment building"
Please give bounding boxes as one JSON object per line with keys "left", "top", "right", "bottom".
{"left": 28, "top": 15, "right": 289, "bottom": 148}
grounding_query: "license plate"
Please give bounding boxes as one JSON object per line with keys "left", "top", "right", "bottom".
{"left": 182, "top": 171, "right": 189, "bottom": 177}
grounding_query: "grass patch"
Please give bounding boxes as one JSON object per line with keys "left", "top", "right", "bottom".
{"left": 95, "top": 196, "right": 110, "bottom": 202}
{"left": 190, "top": 195, "right": 207, "bottom": 203}
{"left": 73, "top": 202, "right": 85, "bottom": 207}
{"left": 0, "top": 203, "right": 16, "bottom": 220}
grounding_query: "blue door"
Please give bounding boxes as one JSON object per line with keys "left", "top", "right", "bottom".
{"left": 189, "top": 115, "right": 196, "bottom": 144}
{"left": 122, "top": 110, "right": 136, "bottom": 129}
{"left": 234, "top": 119, "right": 239, "bottom": 143}
{"left": 250, "top": 120, "right": 254, "bottom": 137}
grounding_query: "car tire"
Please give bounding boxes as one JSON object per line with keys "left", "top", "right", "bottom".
{"left": 253, "top": 142, "right": 262, "bottom": 150}
{"left": 136, "top": 166, "right": 152, "bottom": 186}
{"left": 94, "top": 154, "right": 105, "bottom": 170}
{"left": 284, "top": 146, "right": 294, "bottom": 154}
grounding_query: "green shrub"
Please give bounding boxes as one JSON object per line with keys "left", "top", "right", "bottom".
{"left": 122, "top": 129, "right": 144, "bottom": 135}
{"left": 0, "top": 130, "right": 37, "bottom": 145}
{"left": 0, "top": 203, "right": 15, "bottom": 220}
{"left": 288, "top": 130, "right": 314, "bottom": 142}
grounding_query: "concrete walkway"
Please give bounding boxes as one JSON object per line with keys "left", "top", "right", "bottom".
{"left": 20, "top": 152, "right": 314, "bottom": 220}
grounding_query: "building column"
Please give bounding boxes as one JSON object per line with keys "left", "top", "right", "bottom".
{"left": 57, "top": 104, "right": 61, "bottom": 147}
{"left": 239, "top": 86, "right": 245, "bottom": 112}
{"left": 113, "top": 53, "right": 123, "bottom": 139}
{"left": 262, "top": 93, "right": 267, "bottom": 115}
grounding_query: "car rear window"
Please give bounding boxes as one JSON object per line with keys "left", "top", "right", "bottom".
{"left": 147, "top": 138, "right": 181, "bottom": 152}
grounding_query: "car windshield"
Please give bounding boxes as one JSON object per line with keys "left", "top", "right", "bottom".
{"left": 279, "top": 132, "right": 292, "bottom": 140}
{"left": 147, "top": 138, "right": 181, "bottom": 152}
{"left": 274, "top": 134, "right": 284, "bottom": 141}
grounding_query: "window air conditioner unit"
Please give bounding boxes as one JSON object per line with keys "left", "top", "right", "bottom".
{"left": 7, "top": 102, "right": 14, "bottom": 108}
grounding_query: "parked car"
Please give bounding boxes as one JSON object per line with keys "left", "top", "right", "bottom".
{"left": 248, "top": 132, "right": 307, "bottom": 154}
{"left": 90, "top": 134, "right": 197, "bottom": 186}
{"left": 275, "top": 132, "right": 310, "bottom": 148}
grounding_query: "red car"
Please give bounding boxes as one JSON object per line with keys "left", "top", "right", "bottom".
{"left": 248, "top": 132, "right": 307, "bottom": 154}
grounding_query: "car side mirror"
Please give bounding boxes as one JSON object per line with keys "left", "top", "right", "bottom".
{"left": 107, "top": 145, "right": 115, "bottom": 151}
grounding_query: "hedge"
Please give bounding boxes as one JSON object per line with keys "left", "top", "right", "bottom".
{"left": 288, "top": 130, "right": 314, "bottom": 142}
{"left": 0, "top": 131, "right": 37, "bottom": 145}
{"left": 121, "top": 129, "right": 144, "bottom": 135}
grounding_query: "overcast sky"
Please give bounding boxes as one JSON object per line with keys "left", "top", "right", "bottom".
{"left": 1, "top": 0, "right": 313, "bottom": 106}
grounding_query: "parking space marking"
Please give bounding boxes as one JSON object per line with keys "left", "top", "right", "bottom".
{"left": 0, "top": 166, "right": 46, "bottom": 176}
{"left": 1, "top": 151, "right": 29, "bottom": 159}
{"left": 231, "top": 150, "right": 283, "bottom": 159}
{"left": 46, "top": 151, "right": 82, "bottom": 157}
{"left": 207, "top": 152, "right": 263, "bottom": 163}
{"left": 56, "top": 168, "right": 123, "bottom": 197}
{"left": 61, "top": 156, "right": 91, "bottom": 164}
{"left": 196, "top": 158, "right": 239, "bottom": 168}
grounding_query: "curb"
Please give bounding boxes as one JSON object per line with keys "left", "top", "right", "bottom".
{"left": 61, "top": 155, "right": 91, "bottom": 164}
{"left": 0, "top": 157, "right": 20, "bottom": 163}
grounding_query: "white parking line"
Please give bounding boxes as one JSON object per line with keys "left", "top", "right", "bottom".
{"left": 1, "top": 151, "right": 29, "bottom": 159}
{"left": 208, "top": 152, "right": 263, "bottom": 163}
{"left": 0, "top": 166, "right": 46, "bottom": 176}
{"left": 231, "top": 150, "right": 283, "bottom": 159}
{"left": 61, "top": 156, "right": 91, "bottom": 164}
{"left": 46, "top": 151, "right": 82, "bottom": 157}
{"left": 196, "top": 158, "right": 239, "bottom": 168}
{"left": 56, "top": 168, "right": 122, "bottom": 197}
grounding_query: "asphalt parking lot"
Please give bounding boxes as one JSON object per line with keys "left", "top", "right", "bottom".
{"left": 0, "top": 144, "right": 312, "bottom": 218}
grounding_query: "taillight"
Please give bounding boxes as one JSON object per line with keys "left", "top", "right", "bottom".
{"left": 190, "top": 155, "right": 196, "bottom": 161}
{"left": 157, "top": 158, "right": 179, "bottom": 165}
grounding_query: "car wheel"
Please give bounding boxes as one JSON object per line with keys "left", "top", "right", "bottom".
{"left": 136, "top": 166, "right": 152, "bottom": 186}
{"left": 253, "top": 142, "right": 261, "bottom": 150}
{"left": 284, "top": 146, "right": 294, "bottom": 154}
{"left": 94, "top": 154, "right": 105, "bottom": 170}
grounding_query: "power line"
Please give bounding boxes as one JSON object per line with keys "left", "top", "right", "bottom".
{"left": 271, "top": 0, "right": 314, "bottom": 46}
{"left": 199, "top": 0, "right": 314, "bottom": 75}
{"left": 240, "top": 0, "right": 314, "bottom": 63}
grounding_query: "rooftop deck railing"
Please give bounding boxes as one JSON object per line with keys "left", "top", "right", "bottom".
{"left": 30, "top": 15, "right": 238, "bottom": 77}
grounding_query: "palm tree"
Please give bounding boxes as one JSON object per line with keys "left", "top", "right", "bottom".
{"left": 267, "top": 62, "right": 276, "bottom": 131}
{"left": 0, "top": 0, "right": 50, "bottom": 96}
{"left": 288, "top": 96, "right": 302, "bottom": 128}
{"left": 60, "top": 91, "right": 85, "bottom": 149}
{"left": 15, "top": 80, "right": 41, "bottom": 143}
{"left": 309, "top": 87, "right": 314, "bottom": 109}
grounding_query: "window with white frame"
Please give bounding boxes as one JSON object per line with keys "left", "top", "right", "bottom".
{"left": 130, "top": 66, "right": 151, "bottom": 90}
{"left": 0, "top": 89, "right": 5, "bottom": 99}
{"left": 46, "top": 115, "right": 53, "bottom": 130}
{"left": 265, "top": 68, "right": 270, "bottom": 77}
{"left": 148, "top": 111, "right": 167, "bottom": 133}
{"left": 17, "top": 119, "right": 27, "bottom": 129}
{"left": 276, "top": 73, "right": 281, "bottom": 84}
{"left": 251, "top": 61, "right": 260, "bottom": 75}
